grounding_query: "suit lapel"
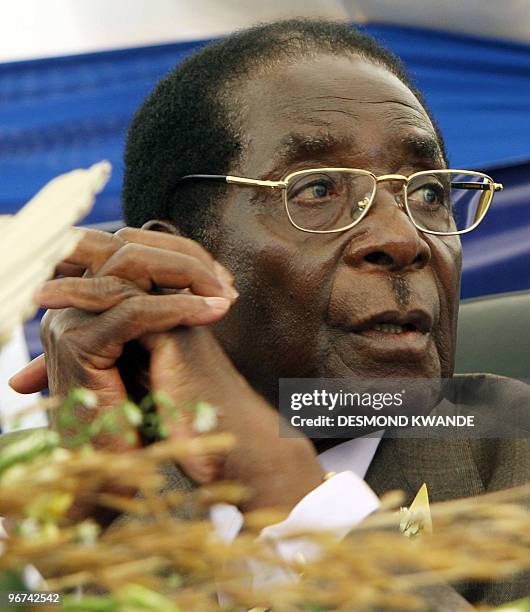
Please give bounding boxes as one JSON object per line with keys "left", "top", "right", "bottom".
{"left": 366, "top": 437, "right": 485, "bottom": 505}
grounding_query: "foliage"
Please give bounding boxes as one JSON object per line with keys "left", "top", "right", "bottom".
{"left": 0, "top": 390, "right": 528, "bottom": 611}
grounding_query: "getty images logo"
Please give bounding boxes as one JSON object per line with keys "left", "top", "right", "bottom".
{"left": 290, "top": 389, "right": 405, "bottom": 412}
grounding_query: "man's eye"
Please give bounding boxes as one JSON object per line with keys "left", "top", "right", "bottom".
{"left": 311, "top": 183, "right": 329, "bottom": 198}
{"left": 409, "top": 182, "right": 446, "bottom": 208}
{"left": 422, "top": 186, "right": 440, "bottom": 204}
{"left": 291, "top": 179, "right": 337, "bottom": 203}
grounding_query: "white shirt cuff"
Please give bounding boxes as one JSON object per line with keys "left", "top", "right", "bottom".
{"left": 259, "top": 471, "right": 379, "bottom": 562}
{"left": 211, "top": 470, "right": 380, "bottom": 557}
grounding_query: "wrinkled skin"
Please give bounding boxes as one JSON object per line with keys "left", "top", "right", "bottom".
{"left": 11, "top": 54, "right": 462, "bottom": 516}
{"left": 210, "top": 56, "right": 461, "bottom": 402}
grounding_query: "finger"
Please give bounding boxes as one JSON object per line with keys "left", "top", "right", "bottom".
{"left": 115, "top": 227, "right": 217, "bottom": 274}
{"left": 35, "top": 276, "right": 143, "bottom": 312}
{"left": 61, "top": 227, "right": 236, "bottom": 296}
{"left": 116, "top": 227, "right": 235, "bottom": 289}
{"left": 80, "top": 294, "right": 231, "bottom": 358}
{"left": 54, "top": 262, "right": 86, "bottom": 277}
{"left": 96, "top": 243, "right": 236, "bottom": 299}
{"left": 61, "top": 228, "right": 125, "bottom": 274}
{"left": 9, "top": 354, "right": 48, "bottom": 394}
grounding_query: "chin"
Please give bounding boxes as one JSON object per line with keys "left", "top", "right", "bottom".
{"left": 325, "top": 335, "right": 442, "bottom": 379}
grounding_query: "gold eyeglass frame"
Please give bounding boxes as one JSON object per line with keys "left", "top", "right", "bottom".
{"left": 176, "top": 168, "right": 503, "bottom": 236}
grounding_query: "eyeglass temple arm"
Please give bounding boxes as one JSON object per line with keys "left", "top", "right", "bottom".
{"left": 175, "top": 174, "right": 286, "bottom": 189}
{"left": 175, "top": 174, "right": 228, "bottom": 185}
{"left": 451, "top": 181, "right": 503, "bottom": 192}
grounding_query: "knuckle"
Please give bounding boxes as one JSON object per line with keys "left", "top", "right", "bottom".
{"left": 90, "top": 231, "right": 125, "bottom": 269}
{"left": 113, "top": 276, "right": 142, "bottom": 298}
{"left": 109, "top": 231, "right": 127, "bottom": 251}
{"left": 41, "top": 308, "right": 92, "bottom": 352}
{"left": 119, "top": 241, "right": 142, "bottom": 258}
{"left": 43, "top": 318, "right": 74, "bottom": 367}
{"left": 47, "top": 316, "right": 73, "bottom": 351}
{"left": 180, "top": 236, "right": 214, "bottom": 263}
{"left": 99, "top": 243, "right": 141, "bottom": 275}
{"left": 118, "top": 295, "right": 150, "bottom": 323}
{"left": 184, "top": 254, "right": 210, "bottom": 279}
{"left": 92, "top": 275, "right": 117, "bottom": 298}
{"left": 40, "top": 310, "right": 55, "bottom": 347}
{"left": 94, "top": 276, "right": 140, "bottom": 301}
{"left": 114, "top": 227, "right": 135, "bottom": 241}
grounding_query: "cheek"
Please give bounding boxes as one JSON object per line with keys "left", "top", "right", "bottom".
{"left": 220, "top": 196, "right": 338, "bottom": 325}
{"left": 239, "top": 238, "right": 336, "bottom": 330}
{"left": 433, "top": 235, "right": 462, "bottom": 308}
{"left": 214, "top": 206, "right": 341, "bottom": 380}
{"left": 429, "top": 235, "right": 462, "bottom": 373}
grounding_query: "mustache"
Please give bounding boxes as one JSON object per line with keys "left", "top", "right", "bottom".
{"left": 391, "top": 275, "right": 411, "bottom": 308}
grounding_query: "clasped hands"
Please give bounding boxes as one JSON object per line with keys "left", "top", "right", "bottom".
{"left": 10, "top": 227, "right": 323, "bottom": 515}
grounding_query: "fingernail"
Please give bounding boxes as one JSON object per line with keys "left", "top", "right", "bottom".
{"left": 9, "top": 360, "right": 34, "bottom": 385}
{"left": 214, "top": 261, "right": 233, "bottom": 285}
{"left": 204, "top": 297, "right": 231, "bottom": 312}
{"left": 212, "top": 263, "right": 238, "bottom": 301}
{"left": 224, "top": 285, "right": 239, "bottom": 301}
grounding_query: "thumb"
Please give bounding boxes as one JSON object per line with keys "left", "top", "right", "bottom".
{"left": 9, "top": 354, "right": 48, "bottom": 394}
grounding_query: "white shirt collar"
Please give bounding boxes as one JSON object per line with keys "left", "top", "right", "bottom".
{"left": 318, "top": 430, "right": 384, "bottom": 479}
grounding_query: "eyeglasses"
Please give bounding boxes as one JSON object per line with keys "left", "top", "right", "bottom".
{"left": 175, "top": 168, "right": 503, "bottom": 236}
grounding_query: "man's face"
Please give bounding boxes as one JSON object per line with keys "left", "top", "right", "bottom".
{"left": 208, "top": 55, "right": 462, "bottom": 400}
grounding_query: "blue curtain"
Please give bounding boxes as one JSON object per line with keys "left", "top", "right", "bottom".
{"left": 0, "top": 40, "right": 209, "bottom": 225}
{"left": 364, "top": 24, "right": 530, "bottom": 168}
{"left": 458, "top": 161, "right": 530, "bottom": 298}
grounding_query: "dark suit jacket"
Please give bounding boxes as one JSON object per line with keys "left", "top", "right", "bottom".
{"left": 105, "top": 374, "right": 530, "bottom": 608}
{"left": 1, "top": 374, "right": 528, "bottom": 609}
{"left": 365, "top": 435, "right": 529, "bottom": 606}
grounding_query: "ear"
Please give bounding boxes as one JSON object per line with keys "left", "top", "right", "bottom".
{"left": 141, "top": 219, "right": 180, "bottom": 235}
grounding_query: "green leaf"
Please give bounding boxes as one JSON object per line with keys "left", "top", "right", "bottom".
{"left": 117, "top": 583, "right": 180, "bottom": 611}
{"left": 0, "top": 430, "right": 59, "bottom": 475}
{"left": 139, "top": 395, "right": 155, "bottom": 413}
{"left": 121, "top": 401, "right": 143, "bottom": 427}
{"left": 158, "top": 423, "right": 169, "bottom": 439}
{"left": 62, "top": 594, "right": 118, "bottom": 611}
{"left": 165, "top": 572, "right": 183, "bottom": 589}
{"left": 0, "top": 569, "right": 28, "bottom": 592}
{"left": 70, "top": 388, "right": 98, "bottom": 409}
{"left": 125, "top": 431, "right": 137, "bottom": 445}
{"left": 152, "top": 391, "right": 176, "bottom": 413}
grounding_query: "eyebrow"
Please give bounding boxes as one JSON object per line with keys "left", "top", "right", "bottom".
{"left": 278, "top": 132, "right": 360, "bottom": 165}
{"left": 273, "top": 131, "right": 444, "bottom": 174}
{"left": 399, "top": 134, "right": 444, "bottom": 165}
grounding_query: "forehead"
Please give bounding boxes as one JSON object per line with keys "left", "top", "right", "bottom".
{"left": 239, "top": 54, "right": 443, "bottom": 175}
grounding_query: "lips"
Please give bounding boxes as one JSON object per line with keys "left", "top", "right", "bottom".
{"left": 350, "top": 310, "right": 433, "bottom": 336}
{"left": 338, "top": 309, "right": 435, "bottom": 361}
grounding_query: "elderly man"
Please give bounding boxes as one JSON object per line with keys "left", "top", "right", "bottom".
{"left": 9, "top": 20, "right": 529, "bottom": 606}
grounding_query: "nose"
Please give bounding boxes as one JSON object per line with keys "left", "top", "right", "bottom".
{"left": 344, "top": 186, "right": 431, "bottom": 272}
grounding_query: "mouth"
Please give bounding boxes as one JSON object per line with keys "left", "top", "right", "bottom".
{"left": 346, "top": 310, "right": 433, "bottom": 358}
{"left": 352, "top": 310, "right": 432, "bottom": 337}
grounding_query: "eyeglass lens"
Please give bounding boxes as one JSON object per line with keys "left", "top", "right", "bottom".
{"left": 286, "top": 170, "right": 493, "bottom": 233}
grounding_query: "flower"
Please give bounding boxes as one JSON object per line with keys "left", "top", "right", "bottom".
{"left": 399, "top": 483, "right": 432, "bottom": 539}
